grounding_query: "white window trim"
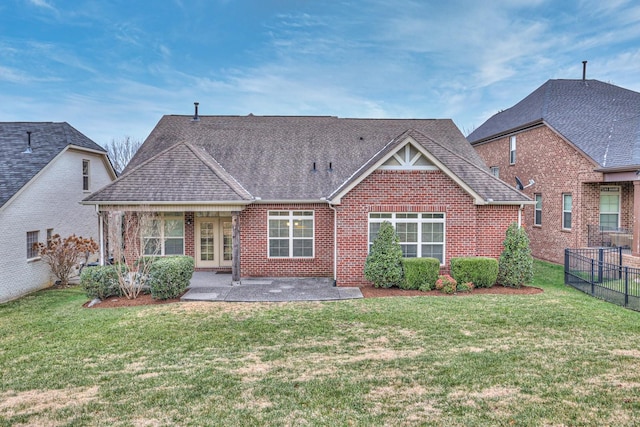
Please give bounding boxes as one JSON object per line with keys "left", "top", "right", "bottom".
{"left": 600, "top": 186, "right": 621, "bottom": 230}
{"left": 490, "top": 166, "right": 500, "bottom": 178}
{"left": 509, "top": 136, "right": 516, "bottom": 165}
{"left": 82, "top": 159, "right": 90, "bottom": 191}
{"left": 268, "top": 211, "right": 315, "bottom": 258}
{"left": 368, "top": 212, "right": 446, "bottom": 264}
{"left": 534, "top": 194, "right": 542, "bottom": 226}
{"left": 27, "top": 230, "right": 40, "bottom": 260}
{"left": 380, "top": 143, "right": 438, "bottom": 170}
{"left": 562, "top": 193, "right": 572, "bottom": 230}
{"left": 142, "top": 213, "right": 185, "bottom": 256}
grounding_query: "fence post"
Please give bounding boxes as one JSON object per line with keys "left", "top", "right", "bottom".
{"left": 598, "top": 248, "right": 604, "bottom": 284}
{"left": 624, "top": 267, "right": 629, "bottom": 307}
{"left": 619, "top": 246, "right": 623, "bottom": 279}
{"left": 591, "top": 258, "right": 595, "bottom": 295}
{"left": 564, "top": 249, "right": 569, "bottom": 284}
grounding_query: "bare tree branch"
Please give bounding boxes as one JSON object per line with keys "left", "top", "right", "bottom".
{"left": 106, "top": 136, "right": 143, "bottom": 174}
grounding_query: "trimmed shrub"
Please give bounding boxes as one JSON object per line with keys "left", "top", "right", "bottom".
{"left": 364, "top": 222, "right": 404, "bottom": 288}
{"left": 147, "top": 256, "right": 195, "bottom": 300}
{"left": 435, "top": 274, "right": 457, "bottom": 294}
{"left": 457, "top": 282, "right": 474, "bottom": 293}
{"left": 80, "top": 265, "right": 123, "bottom": 300}
{"left": 498, "top": 223, "right": 534, "bottom": 288}
{"left": 401, "top": 257, "right": 440, "bottom": 291}
{"left": 450, "top": 257, "right": 498, "bottom": 288}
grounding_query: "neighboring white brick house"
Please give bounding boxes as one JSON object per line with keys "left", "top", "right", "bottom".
{"left": 0, "top": 123, "right": 116, "bottom": 303}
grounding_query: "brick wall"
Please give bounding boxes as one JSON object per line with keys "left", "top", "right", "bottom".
{"left": 0, "top": 150, "right": 114, "bottom": 303}
{"left": 239, "top": 203, "right": 334, "bottom": 278}
{"left": 473, "top": 125, "right": 603, "bottom": 264}
{"left": 334, "top": 170, "right": 520, "bottom": 286}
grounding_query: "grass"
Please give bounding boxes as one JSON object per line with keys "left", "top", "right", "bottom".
{"left": 2, "top": 260, "right": 640, "bottom": 426}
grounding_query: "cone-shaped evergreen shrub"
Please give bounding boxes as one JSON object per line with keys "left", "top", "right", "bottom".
{"left": 498, "top": 223, "right": 533, "bottom": 288}
{"left": 364, "top": 221, "right": 404, "bottom": 288}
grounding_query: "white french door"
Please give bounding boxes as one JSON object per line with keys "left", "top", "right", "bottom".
{"left": 195, "top": 217, "right": 232, "bottom": 268}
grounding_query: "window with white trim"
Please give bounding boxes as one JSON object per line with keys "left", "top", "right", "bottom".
{"left": 27, "top": 231, "right": 39, "bottom": 259}
{"left": 142, "top": 212, "right": 185, "bottom": 255}
{"left": 600, "top": 186, "right": 620, "bottom": 231}
{"left": 534, "top": 194, "right": 542, "bottom": 226}
{"left": 82, "top": 159, "right": 90, "bottom": 191}
{"left": 268, "top": 211, "right": 314, "bottom": 258}
{"left": 490, "top": 166, "right": 500, "bottom": 178}
{"left": 509, "top": 136, "right": 516, "bottom": 165}
{"left": 369, "top": 213, "right": 445, "bottom": 263}
{"left": 562, "top": 193, "right": 572, "bottom": 230}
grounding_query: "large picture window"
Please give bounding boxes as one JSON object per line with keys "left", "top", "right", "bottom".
{"left": 142, "top": 212, "right": 184, "bottom": 256}
{"left": 369, "top": 213, "right": 445, "bottom": 263}
{"left": 600, "top": 186, "right": 620, "bottom": 231}
{"left": 268, "top": 211, "right": 314, "bottom": 258}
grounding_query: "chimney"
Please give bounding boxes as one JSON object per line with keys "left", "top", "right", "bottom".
{"left": 23, "top": 131, "right": 33, "bottom": 154}
{"left": 192, "top": 102, "right": 200, "bottom": 121}
{"left": 582, "top": 61, "right": 587, "bottom": 81}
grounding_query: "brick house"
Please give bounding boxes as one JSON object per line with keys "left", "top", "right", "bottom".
{"left": 83, "top": 112, "right": 530, "bottom": 286}
{"left": 468, "top": 77, "right": 640, "bottom": 265}
{"left": 0, "top": 122, "right": 116, "bottom": 303}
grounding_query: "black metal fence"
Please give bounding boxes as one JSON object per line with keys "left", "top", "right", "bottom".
{"left": 565, "top": 247, "right": 640, "bottom": 311}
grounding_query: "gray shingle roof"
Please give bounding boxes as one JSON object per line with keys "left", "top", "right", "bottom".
{"left": 0, "top": 122, "right": 106, "bottom": 208}
{"left": 83, "top": 141, "right": 251, "bottom": 203}
{"left": 88, "top": 115, "right": 528, "bottom": 204}
{"left": 467, "top": 79, "right": 640, "bottom": 169}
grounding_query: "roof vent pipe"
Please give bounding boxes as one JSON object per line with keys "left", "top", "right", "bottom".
{"left": 192, "top": 102, "right": 200, "bottom": 121}
{"left": 23, "top": 131, "right": 33, "bottom": 154}
{"left": 582, "top": 61, "right": 587, "bottom": 81}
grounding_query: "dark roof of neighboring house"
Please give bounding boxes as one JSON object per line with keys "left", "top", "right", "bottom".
{"left": 85, "top": 115, "right": 528, "bottom": 204}
{"left": 0, "top": 122, "right": 107, "bottom": 208}
{"left": 467, "top": 79, "right": 640, "bottom": 169}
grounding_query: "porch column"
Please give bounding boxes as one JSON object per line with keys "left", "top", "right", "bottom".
{"left": 98, "top": 211, "right": 105, "bottom": 265}
{"left": 633, "top": 181, "right": 640, "bottom": 256}
{"left": 231, "top": 211, "right": 241, "bottom": 284}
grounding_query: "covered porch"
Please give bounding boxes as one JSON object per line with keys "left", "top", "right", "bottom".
{"left": 96, "top": 205, "right": 245, "bottom": 282}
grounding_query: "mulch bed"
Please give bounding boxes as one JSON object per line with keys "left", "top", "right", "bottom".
{"left": 359, "top": 284, "right": 543, "bottom": 298}
{"left": 83, "top": 284, "right": 542, "bottom": 308}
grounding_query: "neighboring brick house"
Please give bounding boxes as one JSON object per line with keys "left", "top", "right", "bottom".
{"left": 0, "top": 122, "right": 116, "bottom": 303}
{"left": 83, "top": 112, "right": 530, "bottom": 286}
{"left": 468, "top": 78, "right": 640, "bottom": 265}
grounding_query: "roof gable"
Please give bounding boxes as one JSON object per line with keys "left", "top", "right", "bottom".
{"left": 84, "top": 141, "right": 252, "bottom": 204}
{"left": 468, "top": 79, "right": 640, "bottom": 169}
{"left": 330, "top": 129, "right": 529, "bottom": 205}
{"left": 0, "top": 122, "right": 107, "bottom": 208}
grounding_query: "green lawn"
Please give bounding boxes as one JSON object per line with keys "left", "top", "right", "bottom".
{"left": 2, "top": 261, "right": 640, "bottom": 426}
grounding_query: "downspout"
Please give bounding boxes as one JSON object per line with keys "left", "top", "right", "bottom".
{"left": 329, "top": 203, "right": 338, "bottom": 284}
{"left": 518, "top": 204, "right": 523, "bottom": 228}
{"left": 96, "top": 205, "right": 105, "bottom": 265}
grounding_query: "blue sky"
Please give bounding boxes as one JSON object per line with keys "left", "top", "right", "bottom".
{"left": 2, "top": 0, "right": 640, "bottom": 147}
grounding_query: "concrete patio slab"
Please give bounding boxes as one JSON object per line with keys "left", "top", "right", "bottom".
{"left": 181, "top": 272, "right": 363, "bottom": 302}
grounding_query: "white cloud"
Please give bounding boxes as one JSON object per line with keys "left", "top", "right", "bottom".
{"left": 27, "top": 0, "right": 56, "bottom": 11}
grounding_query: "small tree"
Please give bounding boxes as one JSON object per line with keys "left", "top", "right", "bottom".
{"left": 498, "top": 223, "right": 534, "bottom": 288}
{"left": 35, "top": 234, "right": 99, "bottom": 286}
{"left": 106, "top": 136, "right": 143, "bottom": 174}
{"left": 364, "top": 221, "right": 404, "bottom": 288}
{"left": 107, "top": 210, "right": 162, "bottom": 299}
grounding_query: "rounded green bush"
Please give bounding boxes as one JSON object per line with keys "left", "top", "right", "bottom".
{"left": 450, "top": 257, "right": 498, "bottom": 288}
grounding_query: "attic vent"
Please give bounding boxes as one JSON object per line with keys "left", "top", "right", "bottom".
{"left": 23, "top": 131, "right": 33, "bottom": 154}
{"left": 192, "top": 102, "right": 200, "bottom": 121}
